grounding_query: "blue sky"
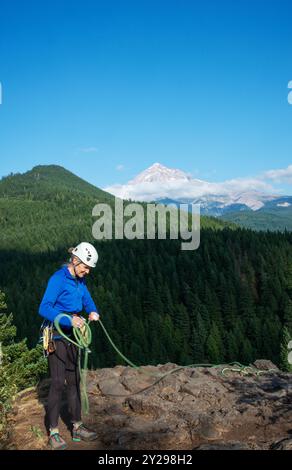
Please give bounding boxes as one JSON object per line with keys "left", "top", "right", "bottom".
{"left": 0, "top": 0, "right": 292, "bottom": 194}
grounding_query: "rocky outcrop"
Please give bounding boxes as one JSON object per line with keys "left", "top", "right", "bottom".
{"left": 4, "top": 360, "right": 292, "bottom": 450}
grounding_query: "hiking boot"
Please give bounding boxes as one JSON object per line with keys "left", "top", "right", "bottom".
{"left": 48, "top": 432, "right": 67, "bottom": 450}
{"left": 72, "top": 423, "right": 98, "bottom": 442}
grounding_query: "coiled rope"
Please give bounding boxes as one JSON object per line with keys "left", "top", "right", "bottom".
{"left": 54, "top": 314, "right": 92, "bottom": 414}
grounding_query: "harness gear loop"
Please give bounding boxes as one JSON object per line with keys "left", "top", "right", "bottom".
{"left": 42, "top": 323, "right": 56, "bottom": 356}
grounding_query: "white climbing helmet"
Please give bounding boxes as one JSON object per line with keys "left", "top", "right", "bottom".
{"left": 71, "top": 242, "right": 98, "bottom": 268}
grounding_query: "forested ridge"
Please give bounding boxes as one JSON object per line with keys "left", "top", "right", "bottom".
{"left": 0, "top": 165, "right": 292, "bottom": 371}
{"left": 220, "top": 208, "right": 292, "bottom": 232}
{"left": 0, "top": 165, "right": 233, "bottom": 252}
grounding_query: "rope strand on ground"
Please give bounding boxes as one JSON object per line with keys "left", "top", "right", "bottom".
{"left": 53, "top": 314, "right": 278, "bottom": 404}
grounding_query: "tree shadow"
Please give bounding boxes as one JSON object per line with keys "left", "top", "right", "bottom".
{"left": 220, "top": 371, "right": 292, "bottom": 426}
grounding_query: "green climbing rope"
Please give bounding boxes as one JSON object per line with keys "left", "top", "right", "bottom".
{"left": 97, "top": 318, "right": 278, "bottom": 395}
{"left": 54, "top": 313, "right": 92, "bottom": 415}
{"left": 54, "top": 314, "right": 279, "bottom": 404}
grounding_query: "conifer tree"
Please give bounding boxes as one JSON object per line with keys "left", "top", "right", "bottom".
{"left": 279, "top": 326, "right": 292, "bottom": 372}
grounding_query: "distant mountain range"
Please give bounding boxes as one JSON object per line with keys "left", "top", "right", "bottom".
{"left": 105, "top": 163, "right": 292, "bottom": 232}
{"left": 1, "top": 163, "right": 291, "bottom": 234}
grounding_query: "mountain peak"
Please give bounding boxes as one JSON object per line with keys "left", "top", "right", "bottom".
{"left": 129, "top": 162, "right": 192, "bottom": 185}
{"left": 149, "top": 162, "right": 168, "bottom": 170}
{"left": 0, "top": 164, "right": 113, "bottom": 201}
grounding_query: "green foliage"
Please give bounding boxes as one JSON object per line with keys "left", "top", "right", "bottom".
{"left": 279, "top": 326, "right": 292, "bottom": 372}
{"left": 0, "top": 291, "right": 47, "bottom": 444}
{"left": 30, "top": 425, "right": 44, "bottom": 439}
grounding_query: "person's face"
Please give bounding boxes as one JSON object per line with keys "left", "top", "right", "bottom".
{"left": 73, "top": 259, "right": 91, "bottom": 277}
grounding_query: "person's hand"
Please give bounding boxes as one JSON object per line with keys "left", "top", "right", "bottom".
{"left": 89, "top": 312, "right": 100, "bottom": 322}
{"left": 72, "top": 315, "right": 85, "bottom": 329}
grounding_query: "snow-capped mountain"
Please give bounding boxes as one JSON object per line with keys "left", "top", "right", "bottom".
{"left": 104, "top": 162, "right": 290, "bottom": 216}
{"left": 128, "top": 162, "right": 192, "bottom": 184}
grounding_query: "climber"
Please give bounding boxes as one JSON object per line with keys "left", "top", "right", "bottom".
{"left": 39, "top": 242, "right": 100, "bottom": 450}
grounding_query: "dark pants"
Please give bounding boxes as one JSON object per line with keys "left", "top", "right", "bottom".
{"left": 47, "top": 339, "right": 81, "bottom": 428}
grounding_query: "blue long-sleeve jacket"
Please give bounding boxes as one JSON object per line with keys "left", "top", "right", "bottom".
{"left": 39, "top": 265, "right": 98, "bottom": 329}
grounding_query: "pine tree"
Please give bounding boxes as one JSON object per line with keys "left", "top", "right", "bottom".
{"left": 191, "top": 328, "right": 205, "bottom": 362}
{"left": 226, "top": 330, "right": 238, "bottom": 362}
{"left": 279, "top": 326, "right": 292, "bottom": 372}
{"left": 283, "top": 298, "right": 292, "bottom": 332}
{"left": 206, "top": 322, "right": 222, "bottom": 363}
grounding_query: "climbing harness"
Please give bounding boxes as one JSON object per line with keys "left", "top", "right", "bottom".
{"left": 53, "top": 314, "right": 278, "bottom": 408}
